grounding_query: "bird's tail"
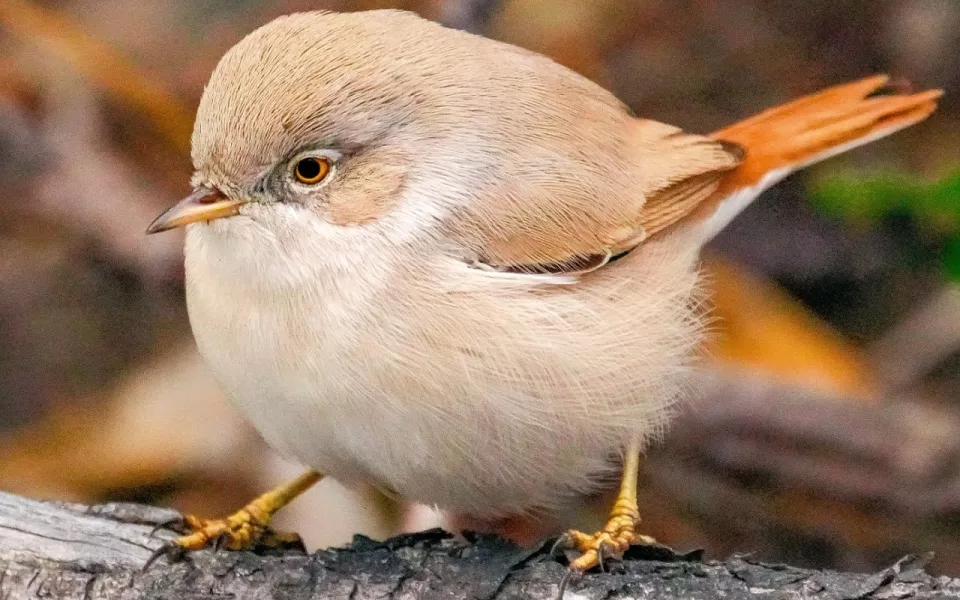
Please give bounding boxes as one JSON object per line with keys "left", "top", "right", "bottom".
{"left": 681, "top": 75, "right": 942, "bottom": 243}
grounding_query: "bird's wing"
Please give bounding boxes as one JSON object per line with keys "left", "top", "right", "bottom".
{"left": 463, "top": 75, "right": 940, "bottom": 278}
{"left": 462, "top": 122, "right": 742, "bottom": 277}
{"left": 627, "top": 119, "right": 744, "bottom": 242}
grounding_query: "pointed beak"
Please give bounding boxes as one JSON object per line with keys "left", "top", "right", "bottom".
{"left": 146, "top": 187, "right": 245, "bottom": 234}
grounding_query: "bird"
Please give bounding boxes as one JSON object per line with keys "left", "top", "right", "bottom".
{"left": 145, "top": 9, "right": 941, "bottom": 575}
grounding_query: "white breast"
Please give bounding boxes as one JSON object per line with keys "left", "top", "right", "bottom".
{"left": 183, "top": 208, "right": 704, "bottom": 519}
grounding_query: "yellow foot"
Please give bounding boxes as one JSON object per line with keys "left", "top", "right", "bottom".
{"left": 144, "top": 470, "right": 322, "bottom": 569}
{"left": 556, "top": 502, "right": 656, "bottom": 572}
{"left": 552, "top": 440, "right": 652, "bottom": 598}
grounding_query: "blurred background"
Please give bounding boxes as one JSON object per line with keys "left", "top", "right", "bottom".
{"left": 1, "top": 0, "right": 959, "bottom": 576}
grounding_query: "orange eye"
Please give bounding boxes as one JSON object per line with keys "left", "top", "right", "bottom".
{"left": 293, "top": 156, "right": 331, "bottom": 184}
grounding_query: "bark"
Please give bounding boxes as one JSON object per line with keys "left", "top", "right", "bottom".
{"left": 1, "top": 491, "right": 958, "bottom": 599}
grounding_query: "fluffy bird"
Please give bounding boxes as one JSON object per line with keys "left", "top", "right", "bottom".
{"left": 147, "top": 9, "right": 940, "bottom": 573}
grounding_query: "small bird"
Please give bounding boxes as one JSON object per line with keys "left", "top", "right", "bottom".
{"left": 146, "top": 9, "right": 940, "bottom": 573}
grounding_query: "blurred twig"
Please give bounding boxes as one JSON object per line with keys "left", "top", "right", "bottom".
{"left": 869, "top": 285, "right": 960, "bottom": 394}
{"left": 645, "top": 369, "right": 960, "bottom": 572}
{"left": 0, "top": 0, "right": 193, "bottom": 151}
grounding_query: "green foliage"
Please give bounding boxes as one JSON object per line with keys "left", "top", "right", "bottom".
{"left": 810, "top": 169, "right": 960, "bottom": 281}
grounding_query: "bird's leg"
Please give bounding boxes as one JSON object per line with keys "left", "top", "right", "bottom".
{"left": 147, "top": 470, "right": 322, "bottom": 566}
{"left": 559, "top": 439, "right": 654, "bottom": 572}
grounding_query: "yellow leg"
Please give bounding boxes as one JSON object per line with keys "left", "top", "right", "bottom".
{"left": 561, "top": 440, "right": 654, "bottom": 572}
{"left": 146, "top": 470, "right": 322, "bottom": 567}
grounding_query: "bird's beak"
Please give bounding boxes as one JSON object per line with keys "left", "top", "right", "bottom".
{"left": 146, "top": 187, "right": 245, "bottom": 234}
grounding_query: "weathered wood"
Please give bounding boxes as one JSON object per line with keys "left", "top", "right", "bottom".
{"left": 0, "top": 491, "right": 958, "bottom": 599}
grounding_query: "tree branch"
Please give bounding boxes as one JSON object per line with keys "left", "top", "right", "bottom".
{"left": 0, "top": 491, "right": 956, "bottom": 599}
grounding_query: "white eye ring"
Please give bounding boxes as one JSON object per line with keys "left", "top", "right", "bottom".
{"left": 289, "top": 150, "right": 341, "bottom": 187}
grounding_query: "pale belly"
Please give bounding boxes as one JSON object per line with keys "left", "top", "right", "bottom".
{"left": 183, "top": 224, "right": 701, "bottom": 519}
{"left": 189, "top": 298, "right": 623, "bottom": 518}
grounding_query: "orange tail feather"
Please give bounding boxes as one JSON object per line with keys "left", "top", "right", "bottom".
{"left": 684, "top": 75, "right": 942, "bottom": 242}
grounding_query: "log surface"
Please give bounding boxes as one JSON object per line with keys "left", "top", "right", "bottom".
{"left": 0, "top": 492, "right": 958, "bottom": 599}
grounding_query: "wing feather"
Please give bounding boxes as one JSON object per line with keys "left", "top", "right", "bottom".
{"left": 459, "top": 76, "right": 939, "bottom": 276}
{"left": 459, "top": 118, "right": 742, "bottom": 275}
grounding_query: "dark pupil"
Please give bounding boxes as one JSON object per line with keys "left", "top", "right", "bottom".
{"left": 298, "top": 158, "right": 321, "bottom": 179}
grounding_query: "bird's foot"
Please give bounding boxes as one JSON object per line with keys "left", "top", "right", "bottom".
{"left": 144, "top": 470, "right": 322, "bottom": 569}
{"left": 551, "top": 488, "right": 658, "bottom": 598}
{"left": 555, "top": 504, "right": 655, "bottom": 573}
{"left": 144, "top": 504, "right": 302, "bottom": 569}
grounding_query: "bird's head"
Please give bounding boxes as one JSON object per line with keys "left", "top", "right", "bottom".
{"left": 148, "top": 11, "right": 457, "bottom": 242}
{"left": 147, "top": 10, "right": 631, "bottom": 269}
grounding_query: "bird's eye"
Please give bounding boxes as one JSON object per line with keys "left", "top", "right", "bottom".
{"left": 293, "top": 156, "right": 331, "bottom": 185}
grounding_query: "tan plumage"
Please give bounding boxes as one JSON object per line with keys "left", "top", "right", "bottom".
{"left": 149, "top": 9, "right": 940, "bottom": 539}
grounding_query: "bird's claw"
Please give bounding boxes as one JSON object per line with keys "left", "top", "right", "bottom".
{"left": 148, "top": 515, "right": 190, "bottom": 538}
{"left": 551, "top": 516, "right": 648, "bottom": 599}
{"left": 549, "top": 532, "right": 573, "bottom": 558}
{"left": 563, "top": 517, "right": 640, "bottom": 572}
{"left": 142, "top": 540, "right": 188, "bottom": 572}
{"left": 142, "top": 508, "right": 303, "bottom": 571}
{"left": 553, "top": 504, "right": 656, "bottom": 599}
